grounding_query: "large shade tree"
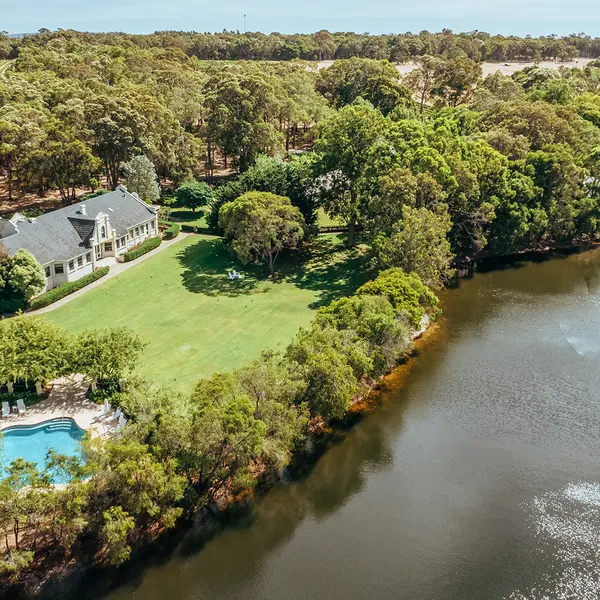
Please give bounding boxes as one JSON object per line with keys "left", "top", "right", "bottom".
{"left": 313, "top": 103, "right": 387, "bottom": 245}
{"left": 219, "top": 191, "right": 305, "bottom": 275}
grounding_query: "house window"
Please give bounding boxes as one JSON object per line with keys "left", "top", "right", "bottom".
{"left": 104, "top": 242, "right": 112, "bottom": 252}
{"left": 77, "top": 256, "right": 83, "bottom": 268}
{"left": 129, "top": 231, "right": 134, "bottom": 239}
{"left": 135, "top": 226, "right": 140, "bottom": 236}
{"left": 116, "top": 238, "right": 120, "bottom": 249}
{"left": 101, "top": 226, "right": 106, "bottom": 238}
{"left": 54, "top": 264, "right": 64, "bottom": 275}
{"left": 68, "top": 260, "right": 74, "bottom": 272}
{"left": 86, "top": 252, "right": 91, "bottom": 263}
{"left": 145, "top": 223, "right": 149, "bottom": 233}
{"left": 121, "top": 236, "right": 126, "bottom": 246}
{"left": 44, "top": 266, "right": 50, "bottom": 278}
{"left": 150, "top": 221, "right": 155, "bottom": 231}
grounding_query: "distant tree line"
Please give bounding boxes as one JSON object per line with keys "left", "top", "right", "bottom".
{"left": 3, "top": 29, "right": 600, "bottom": 63}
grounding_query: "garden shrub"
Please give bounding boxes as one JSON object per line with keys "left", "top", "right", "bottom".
{"left": 29, "top": 266, "right": 110, "bottom": 310}
{"left": 356, "top": 267, "right": 441, "bottom": 328}
{"left": 161, "top": 222, "right": 180, "bottom": 240}
{"left": 122, "top": 237, "right": 162, "bottom": 262}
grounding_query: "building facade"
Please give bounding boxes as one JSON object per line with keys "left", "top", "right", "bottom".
{"left": 0, "top": 186, "right": 159, "bottom": 291}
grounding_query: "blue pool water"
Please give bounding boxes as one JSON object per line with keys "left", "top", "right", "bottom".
{"left": 0, "top": 418, "right": 85, "bottom": 479}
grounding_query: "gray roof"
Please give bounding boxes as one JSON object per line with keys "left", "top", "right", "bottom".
{"left": 0, "top": 186, "right": 157, "bottom": 264}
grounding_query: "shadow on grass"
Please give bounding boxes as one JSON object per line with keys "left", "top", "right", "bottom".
{"left": 176, "top": 235, "right": 373, "bottom": 303}
{"left": 170, "top": 209, "right": 206, "bottom": 223}
{"left": 279, "top": 235, "right": 373, "bottom": 308}
{"left": 176, "top": 238, "right": 262, "bottom": 297}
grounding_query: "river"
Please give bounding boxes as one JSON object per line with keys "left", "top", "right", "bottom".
{"left": 90, "top": 248, "right": 600, "bottom": 600}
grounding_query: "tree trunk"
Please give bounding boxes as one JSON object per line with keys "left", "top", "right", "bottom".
{"left": 347, "top": 213, "right": 357, "bottom": 247}
{"left": 268, "top": 252, "right": 274, "bottom": 276}
{"left": 347, "top": 188, "right": 358, "bottom": 247}
{"left": 13, "top": 520, "right": 19, "bottom": 551}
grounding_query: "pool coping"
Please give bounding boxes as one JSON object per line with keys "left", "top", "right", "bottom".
{"left": 1, "top": 416, "right": 85, "bottom": 434}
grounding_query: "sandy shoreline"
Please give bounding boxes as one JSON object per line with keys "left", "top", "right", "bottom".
{"left": 315, "top": 57, "right": 595, "bottom": 76}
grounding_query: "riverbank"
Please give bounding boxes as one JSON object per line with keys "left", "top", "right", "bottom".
{"left": 2, "top": 309, "right": 438, "bottom": 599}
{"left": 77, "top": 245, "right": 600, "bottom": 600}
{"left": 13, "top": 244, "right": 600, "bottom": 600}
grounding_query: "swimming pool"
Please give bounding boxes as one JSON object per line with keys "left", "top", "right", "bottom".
{"left": 0, "top": 418, "right": 85, "bottom": 479}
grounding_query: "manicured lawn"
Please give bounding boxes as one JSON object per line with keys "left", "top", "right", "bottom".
{"left": 169, "top": 207, "right": 345, "bottom": 230}
{"left": 169, "top": 208, "right": 209, "bottom": 229}
{"left": 317, "top": 208, "right": 345, "bottom": 228}
{"left": 45, "top": 234, "right": 369, "bottom": 391}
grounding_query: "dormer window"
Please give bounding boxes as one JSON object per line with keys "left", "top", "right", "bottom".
{"left": 101, "top": 226, "right": 106, "bottom": 238}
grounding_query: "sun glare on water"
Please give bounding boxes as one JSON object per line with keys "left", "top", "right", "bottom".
{"left": 509, "top": 482, "right": 600, "bottom": 600}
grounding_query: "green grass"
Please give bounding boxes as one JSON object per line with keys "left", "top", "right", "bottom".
{"left": 45, "top": 234, "right": 369, "bottom": 392}
{"left": 170, "top": 207, "right": 344, "bottom": 230}
{"left": 169, "top": 208, "right": 209, "bottom": 229}
{"left": 317, "top": 208, "right": 345, "bottom": 228}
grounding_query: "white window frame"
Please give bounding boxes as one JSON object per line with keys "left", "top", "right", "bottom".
{"left": 68, "top": 260, "right": 75, "bottom": 272}
{"left": 77, "top": 256, "right": 83, "bottom": 268}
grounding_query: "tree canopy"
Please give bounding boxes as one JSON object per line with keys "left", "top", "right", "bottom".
{"left": 219, "top": 191, "right": 305, "bottom": 275}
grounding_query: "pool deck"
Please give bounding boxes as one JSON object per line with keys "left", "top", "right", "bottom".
{"left": 0, "top": 375, "right": 117, "bottom": 438}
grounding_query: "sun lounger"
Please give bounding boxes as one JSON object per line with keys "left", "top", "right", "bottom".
{"left": 16, "top": 399, "right": 26, "bottom": 414}
{"left": 1, "top": 401, "right": 8, "bottom": 418}
{"left": 112, "top": 407, "right": 122, "bottom": 421}
{"left": 115, "top": 414, "right": 127, "bottom": 432}
{"left": 103, "top": 398, "right": 112, "bottom": 415}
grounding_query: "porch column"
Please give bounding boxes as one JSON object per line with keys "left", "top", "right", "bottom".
{"left": 7, "top": 382, "right": 13, "bottom": 394}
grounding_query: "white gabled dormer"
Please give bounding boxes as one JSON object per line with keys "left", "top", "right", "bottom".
{"left": 94, "top": 211, "right": 113, "bottom": 243}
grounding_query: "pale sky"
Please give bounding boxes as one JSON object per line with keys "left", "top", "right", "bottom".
{"left": 2, "top": 0, "right": 600, "bottom": 36}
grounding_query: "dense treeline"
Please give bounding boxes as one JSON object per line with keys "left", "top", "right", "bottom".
{"left": 3, "top": 33, "right": 600, "bottom": 263}
{"left": 0, "top": 35, "right": 328, "bottom": 200}
{"left": 0, "top": 268, "right": 437, "bottom": 581}
{"left": 3, "top": 30, "right": 600, "bottom": 63}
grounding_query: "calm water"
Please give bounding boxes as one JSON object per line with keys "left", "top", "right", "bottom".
{"left": 97, "top": 249, "right": 600, "bottom": 600}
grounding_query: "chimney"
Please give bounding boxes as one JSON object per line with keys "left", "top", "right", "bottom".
{"left": 80, "top": 204, "right": 87, "bottom": 216}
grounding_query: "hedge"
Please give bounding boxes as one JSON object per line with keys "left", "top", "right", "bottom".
{"left": 122, "top": 236, "right": 162, "bottom": 262}
{"left": 162, "top": 222, "right": 180, "bottom": 240}
{"left": 29, "top": 266, "right": 110, "bottom": 310}
{"left": 180, "top": 224, "right": 211, "bottom": 234}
